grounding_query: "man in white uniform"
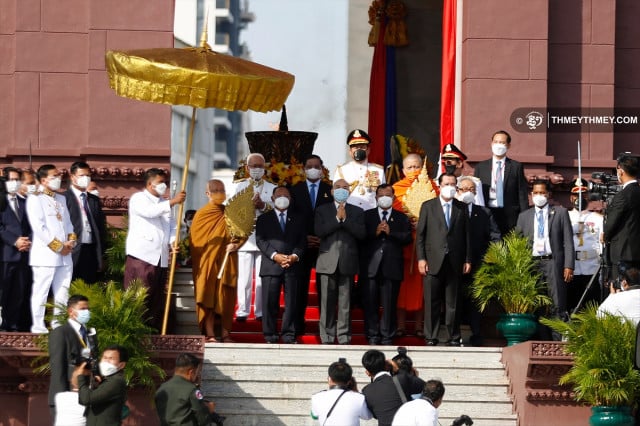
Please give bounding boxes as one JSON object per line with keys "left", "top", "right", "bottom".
{"left": 26, "top": 164, "right": 76, "bottom": 333}
{"left": 234, "top": 153, "right": 276, "bottom": 321}
{"left": 332, "top": 129, "right": 385, "bottom": 211}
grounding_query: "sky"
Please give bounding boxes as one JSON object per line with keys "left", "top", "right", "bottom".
{"left": 242, "top": 0, "right": 349, "bottom": 171}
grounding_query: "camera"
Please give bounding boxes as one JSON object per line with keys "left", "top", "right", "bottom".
{"left": 451, "top": 414, "right": 474, "bottom": 426}
{"left": 209, "top": 412, "right": 225, "bottom": 426}
{"left": 589, "top": 172, "right": 622, "bottom": 201}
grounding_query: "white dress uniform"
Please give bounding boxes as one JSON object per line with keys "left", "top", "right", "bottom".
{"left": 125, "top": 189, "right": 175, "bottom": 268}
{"left": 568, "top": 209, "right": 603, "bottom": 276}
{"left": 391, "top": 397, "right": 438, "bottom": 426}
{"left": 332, "top": 161, "right": 386, "bottom": 211}
{"left": 26, "top": 188, "right": 76, "bottom": 333}
{"left": 234, "top": 178, "right": 276, "bottom": 318}
{"left": 310, "top": 388, "right": 372, "bottom": 426}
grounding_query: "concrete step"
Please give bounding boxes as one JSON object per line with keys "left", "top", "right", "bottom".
{"left": 200, "top": 344, "right": 516, "bottom": 426}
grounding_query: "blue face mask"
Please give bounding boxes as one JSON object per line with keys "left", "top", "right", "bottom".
{"left": 75, "top": 309, "right": 91, "bottom": 325}
{"left": 333, "top": 188, "right": 350, "bottom": 203}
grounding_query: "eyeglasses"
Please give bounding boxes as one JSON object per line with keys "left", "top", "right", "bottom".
{"left": 458, "top": 187, "right": 475, "bottom": 192}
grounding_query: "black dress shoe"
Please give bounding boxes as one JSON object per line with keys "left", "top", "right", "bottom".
{"left": 447, "top": 339, "right": 461, "bottom": 347}
{"left": 255, "top": 316, "right": 262, "bottom": 322}
{"left": 235, "top": 316, "right": 247, "bottom": 322}
{"left": 425, "top": 339, "right": 439, "bottom": 346}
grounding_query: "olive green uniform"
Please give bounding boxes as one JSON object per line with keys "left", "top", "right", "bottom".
{"left": 155, "top": 375, "right": 211, "bottom": 426}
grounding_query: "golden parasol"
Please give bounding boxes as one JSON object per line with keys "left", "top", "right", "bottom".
{"left": 105, "top": 20, "right": 295, "bottom": 334}
{"left": 217, "top": 185, "right": 256, "bottom": 279}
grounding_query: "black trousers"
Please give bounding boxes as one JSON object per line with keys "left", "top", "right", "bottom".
{"left": 73, "top": 243, "right": 100, "bottom": 284}
{"left": 424, "top": 256, "right": 462, "bottom": 341}
{"left": 363, "top": 273, "right": 400, "bottom": 344}
{"left": 294, "top": 248, "right": 318, "bottom": 336}
{"left": 261, "top": 272, "right": 298, "bottom": 342}
{"left": 1, "top": 258, "right": 32, "bottom": 331}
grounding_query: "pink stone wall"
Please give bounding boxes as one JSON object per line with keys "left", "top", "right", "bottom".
{"left": 0, "top": 0, "right": 175, "bottom": 219}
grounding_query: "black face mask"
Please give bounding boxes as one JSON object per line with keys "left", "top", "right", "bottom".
{"left": 573, "top": 198, "right": 588, "bottom": 210}
{"left": 444, "top": 164, "right": 457, "bottom": 175}
{"left": 353, "top": 149, "right": 367, "bottom": 162}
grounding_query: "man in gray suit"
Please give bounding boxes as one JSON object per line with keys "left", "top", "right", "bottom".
{"left": 314, "top": 179, "right": 366, "bottom": 344}
{"left": 516, "top": 179, "right": 574, "bottom": 339}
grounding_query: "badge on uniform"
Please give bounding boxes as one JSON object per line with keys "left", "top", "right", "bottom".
{"left": 195, "top": 389, "right": 204, "bottom": 400}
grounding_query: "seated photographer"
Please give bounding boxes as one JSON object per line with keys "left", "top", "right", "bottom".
{"left": 311, "top": 358, "right": 372, "bottom": 426}
{"left": 74, "top": 345, "right": 128, "bottom": 426}
{"left": 392, "top": 379, "right": 445, "bottom": 426}
{"left": 155, "top": 353, "right": 224, "bottom": 426}
{"left": 389, "top": 347, "right": 425, "bottom": 400}
{"left": 598, "top": 265, "right": 640, "bottom": 326}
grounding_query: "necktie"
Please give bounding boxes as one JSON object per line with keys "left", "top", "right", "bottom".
{"left": 309, "top": 183, "right": 317, "bottom": 209}
{"left": 80, "top": 325, "right": 88, "bottom": 345}
{"left": 444, "top": 203, "right": 451, "bottom": 229}
{"left": 496, "top": 160, "right": 504, "bottom": 207}
{"left": 279, "top": 212, "right": 286, "bottom": 232}
{"left": 382, "top": 210, "right": 388, "bottom": 222}
{"left": 80, "top": 192, "right": 90, "bottom": 216}
{"left": 537, "top": 210, "right": 544, "bottom": 239}
{"left": 11, "top": 197, "right": 19, "bottom": 218}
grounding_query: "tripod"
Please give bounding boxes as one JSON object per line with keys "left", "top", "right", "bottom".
{"left": 571, "top": 246, "right": 611, "bottom": 316}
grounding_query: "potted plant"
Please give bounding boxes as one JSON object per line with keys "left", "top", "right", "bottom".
{"left": 541, "top": 305, "right": 640, "bottom": 425}
{"left": 471, "top": 231, "right": 552, "bottom": 345}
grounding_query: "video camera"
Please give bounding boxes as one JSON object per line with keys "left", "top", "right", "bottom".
{"left": 74, "top": 328, "right": 100, "bottom": 377}
{"left": 588, "top": 172, "right": 622, "bottom": 201}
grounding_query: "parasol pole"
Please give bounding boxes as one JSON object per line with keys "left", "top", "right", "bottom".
{"left": 162, "top": 106, "right": 196, "bottom": 335}
{"left": 577, "top": 140, "right": 582, "bottom": 212}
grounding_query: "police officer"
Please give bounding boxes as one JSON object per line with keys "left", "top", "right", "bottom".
{"left": 441, "top": 143, "right": 485, "bottom": 206}
{"left": 567, "top": 178, "right": 604, "bottom": 311}
{"left": 155, "top": 353, "right": 221, "bottom": 426}
{"left": 332, "top": 129, "right": 385, "bottom": 211}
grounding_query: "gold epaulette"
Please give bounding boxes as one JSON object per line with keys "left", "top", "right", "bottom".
{"left": 42, "top": 188, "right": 55, "bottom": 197}
{"left": 349, "top": 180, "right": 360, "bottom": 194}
{"left": 48, "top": 238, "right": 64, "bottom": 253}
{"left": 68, "top": 233, "right": 77, "bottom": 242}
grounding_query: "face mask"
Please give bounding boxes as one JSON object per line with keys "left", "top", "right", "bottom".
{"left": 405, "top": 170, "right": 420, "bottom": 182}
{"left": 532, "top": 194, "right": 548, "bottom": 208}
{"left": 75, "top": 309, "right": 91, "bottom": 325}
{"left": 249, "top": 168, "right": 265, "bottom": 181}
{"left": 333, "top": 188, "right": 350, "bottom": 203}
{"left": 456, "top": 191, "right": 475, "bottom": 205}
{"left": 5, "top": 180, "right": 20, "bottom": 194}
{"left": 492, "top": 143, "right": 508, "bottom": 157}
{"left": 377, "top": 195, "right": 393, "bottom": 209}
{"left": 75, "top": 175, "right": 91, "bottom": 189}
{"left": 48, "top": 177, "right": 62, "bottom": 191}
{"left": 444, "top": 164, "right": 457, "bottom": 175}
{"left": 89, "top": 190, "right": 100, "bottom": 197}
{"left": 210, "top": 193, "right": 226, "bottom": 205}
{"left": 305, "top": 168, "right": 323, "bottom": 181}
{"left": 274, "top": 196, "right": 290, "bottom": 210}
{"left": 185, "top": 220, "right": 193, "bottom": 228}
{"left": 440, "top": 185, "right": 457, "bottom": 199}
{"left": 99, "top": 361, "right": 120, "bottom": 377}
{"left": 353, "top": 149, "right": 367, "bottom": 162}
{"left": 26, "top": 184, "right": 37, "bottom": 195}
{"left": 573, "top": 198, "right": 587, "bottom": 210}
{"left": 154, "top": 182, "right": 167, "bottom": 195}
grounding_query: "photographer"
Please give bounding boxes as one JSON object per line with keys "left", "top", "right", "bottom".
{"left": 598, "top": 266, "right": 640, "bottom": 326}
{"left": 389, "top": 347, "right": 425, "bottom": 401}
{"left": 155, "top": 353, "right": 224, "bottom": 426}
{"left": 361, "top": 349, "right": 405, "bottom": 426}
{"left": 603, "top": 153, "right": 640, "bottom": 279}
{"left": 75, "top": 345, "right": 128, "bottom": 426}
{"left": 391, "top": 379, "right": 445, "bottom": 426}
{"left": 311, "top": 358, "right": 372, "bottom": 426}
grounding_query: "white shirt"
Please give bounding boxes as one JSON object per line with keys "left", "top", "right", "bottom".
{"left": 488, "top": 157, "right": 506, "bottom": 208}
{"left": 532, "top": 206, "right": 552, "bottom": 256}
{"left": 311, "top": 388, "right": 372, "bottom": 426}
{"left": 378, "top": 207, "right": 392, "bottom": 221}
{"left": 391, "top": 398, "right": 438, "bottom": 426}
{"left": 597, "top": 289, "right": 640, "bottom": 326}
{"left": 71, "top": 186, "right": 93, "bottom": 244}
{"left": 54, "top": 391, "right": 87, "bottom": 426}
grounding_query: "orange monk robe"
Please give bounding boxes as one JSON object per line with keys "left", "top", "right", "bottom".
{"left": 189, "top": 202, "right": 245, "bottom": 333}
{"left": 392, "top": 172, "right": 439, "bottom": 311}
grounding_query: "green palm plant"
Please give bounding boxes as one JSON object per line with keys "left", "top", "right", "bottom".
{"left": 104, "top": 217, "right": 128, "bottom": 282}
{"left": 471, "top": 230, "right": 552, "bottom": 313}
{"left": 541, "top": 304, "right": 640, "bottom": 406}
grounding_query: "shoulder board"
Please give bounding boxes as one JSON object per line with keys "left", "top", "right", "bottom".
{"left": 369, "top": 163, "right": 383, "bottom": 168}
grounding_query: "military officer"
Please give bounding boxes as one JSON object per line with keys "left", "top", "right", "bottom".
{"left": 441, "top": 143, "right": 485, "bottom": 206}
{"left": 332, "top": 129, "right": 385, "bottom": 211}
{"left": 26, "top": 164, "right": 76, "bottom": 333}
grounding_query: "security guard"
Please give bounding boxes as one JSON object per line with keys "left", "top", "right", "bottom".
{"left": 155, "top": 353, "right": 219, "bottom": 426}
{"left": 567, "top": 178, "right": 604, "bottom": 311}
{"left": 332, "top": 129, "right": 385, "bottom": 210}
{"left": 441, "top": 143, "right": 485, "bottom": 206}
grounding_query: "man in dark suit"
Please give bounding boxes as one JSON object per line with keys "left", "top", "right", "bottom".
{"left": 256, "top": 186, "right": 306, "bottom": 344}
{"left": 474, "top": 130, "right": 529, "bottom": 236}
{"left": 603, "top": 153, "right": 640, "bottom": 278}
{"left": 361, "top": 349, "right": 404, "bottom": 426}
{"left": 516, "top": 180, "right": 574, "bottom": 338}
{"left": 315, "top": 179, "right": 366, "bottom": 344}
{"left": 456, "top": 176, "right": 501, "bottom": 346}
{"left": 289, "top": 154, "right": 333, "bottom": 336}
{"left": 363, "top": 184, "right": 412, "bottom": 345}
{"left": 0, "top": 167, "right": 33, "bottom": 331}
{"left": 48, "top": 294, "right": 92, "bottom": 420}
{"left": 416, "top": 173, "right": 472, "bottom": 346}
{"left": 65, "top": 161, "right": 107, "bottom": 284}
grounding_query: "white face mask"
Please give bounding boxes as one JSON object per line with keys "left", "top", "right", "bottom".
{"left": 274, "top": 196, "right": 290, "bottom": 210}
{"left": 99, "top": 361, "right": 120, "bottom": 377}
{"left": 377, "top": 195, "right": 393, "bottom": 209}
{"left": 492, "top": 143, "right": 508, "bottom": 157}
{"left": 74, "top": 308, "right": 91, "bottom": 325}
{"left": 532, "top": 194, "right": 548, "bottom": 208}
{"left": 456, "top": 191, "right": 475, "bottom": 205}
{"left": 5, "top": 180, "right": 20, "bottom": 194}
{"left": 75, "top": 175, "right": 91, "bottom": 189}
{"left": 26, "top": 184, "right": 37, "bottom": 195}
{"left": 249, "top": 168, "right": 265, "bottom": 181}
{"left": 440, "top": 185, "right": 457, "bottom": 200}
{"left": 153, "top": 182, "right": 167, "bottom": 195}
{"left": 47, "top": 177, "right": 62, "bottom": 191}
{"left": 305, "top": 168, "right": 323, "bottom": 181}
{"left": 89, "top": 189, "right": 100, "bottom": 197}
